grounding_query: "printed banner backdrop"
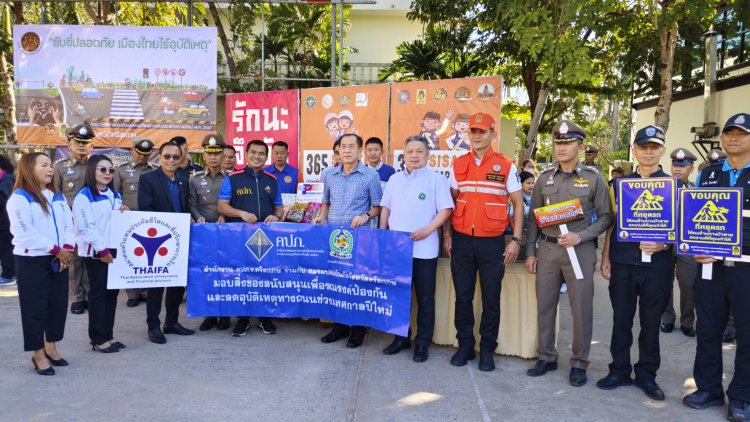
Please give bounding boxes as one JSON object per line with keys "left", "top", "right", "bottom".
{"left": 677, "top": 188, "right": 743, "bottom": 257}
{"left": 226, "top": 90, "right": 299, "bottom": 168}
{"left": 389, "top": 76, "right": 503, "bottom": 179}
{"left": 616, "top": 177, "right": 677, "bottom": 243}
{"left": 187, "top": 223, "right": 413, "bottom": 336}
{"left": 14, "top": 25, "right": 217, "bottom": 149}
{"left": 299, "top": 84, "right": 390, "bottom": 182}
{"left": 107, "top": 211, "right": 191, "bottom": 289}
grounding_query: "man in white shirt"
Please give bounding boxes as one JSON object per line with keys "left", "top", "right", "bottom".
{"left": 379, "top": 136, "right": 454, "bottom": 362}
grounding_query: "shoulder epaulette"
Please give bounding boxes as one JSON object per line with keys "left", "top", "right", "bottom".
{"left": 118, "top": 162, "right": 130, "bottom": 167}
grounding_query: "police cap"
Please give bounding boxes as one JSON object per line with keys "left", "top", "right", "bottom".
{"left": 131, "top": 136, "right": 155, "bottom": 156}
{"left": 67, "top": 124, "right": 95, "bottom": 142}
{"left": 722, "top": 113, "right": 750, "bottom": 134}
{"left": 670, "top": 148, "right": 697, "bottom": 166}
{"left": 202, "top": 134, "right": 225, "bottom": 153}
{"left": 170, "top": 136, "right": 188, "bottom": 147}
{"left": 708, "top": 148, "right": 727, "bottom": 164}
{"left": 552, "top": 120, "right": 586, "bottom": 143}
{"left": 633, "top": 125, "right": 665, "bottom": 146}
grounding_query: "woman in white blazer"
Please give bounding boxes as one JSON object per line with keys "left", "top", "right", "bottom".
{"left": 73, "top": 155, "right": 127, "bottom": 353}
{"left": 7, "top": 152, "right": 75, "bottom": 376}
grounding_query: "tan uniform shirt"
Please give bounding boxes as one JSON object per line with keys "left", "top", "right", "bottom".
{"left": 526, "top": 163, "right": 613, "bottom": 257}
{"left": 114, "top": 161, "right": 158, "bottom": 211}
{"left": 53, "top": 157, "right": 86, "bottom": 206}
{"left": 188, "top": 169, "right": 227, "bottom": 222}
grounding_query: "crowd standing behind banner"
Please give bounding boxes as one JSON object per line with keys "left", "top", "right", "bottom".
{"left": 4, "top": 109, "right": 750, "bottom": 422}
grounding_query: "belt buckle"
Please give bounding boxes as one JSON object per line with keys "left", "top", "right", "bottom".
{"left": 724, "top": 260, "right": 735, "bottom": 267}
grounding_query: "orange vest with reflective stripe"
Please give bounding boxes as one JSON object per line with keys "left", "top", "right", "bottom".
{"left": 452, "top": 148, "right": 514, "bottom": 237}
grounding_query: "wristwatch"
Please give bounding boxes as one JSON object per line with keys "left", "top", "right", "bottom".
{"left": 511, "top": 236, "right": 521, "bottom": 243}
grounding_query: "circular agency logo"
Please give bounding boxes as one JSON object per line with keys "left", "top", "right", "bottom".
{"left": 121, "top": 219, "right": 181, "bottom": 273}
{"left": 20, "top": 32, "right": 41, "bottom": 54}
{"left": 329, "top": 229, "right": 354, "bottom": 259}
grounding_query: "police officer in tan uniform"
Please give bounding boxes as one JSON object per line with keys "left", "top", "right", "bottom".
{"left": 114, "top": 137, "right": 158, "bottom": 307}
{"left": 661, "top": 147, "right": 698, "bottom": 337}
{"left": 53, "top": 124, "right": 94, "bottom": 315}
{"left": 525, "top": 120, "right": 613, "bottom": 387}
{"left": 189, "top": 135, "right": 232, "bottom": 332}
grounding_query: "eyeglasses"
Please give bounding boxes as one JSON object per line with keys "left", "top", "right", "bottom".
{"left": 161, "top": 154, "right": 182, "bottom": 161}
{"left": 97, "top": 167, "right": 116, "bottom": 174}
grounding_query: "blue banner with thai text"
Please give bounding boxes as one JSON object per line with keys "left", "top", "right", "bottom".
{"left": 677, "top": 188, "right": 743, "bottom": 257}
{"left": 616, "top": 177, "right": 677, "bottom": 243}
{"left": 186, "top": 223, "right": 413, "bottom": 336}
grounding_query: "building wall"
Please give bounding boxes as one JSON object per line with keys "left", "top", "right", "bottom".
{"left": 346, "top": 13, "right": 422, "bottom": 65}
{"left": 634, "top": 82, "right": 750, "bottom": 175}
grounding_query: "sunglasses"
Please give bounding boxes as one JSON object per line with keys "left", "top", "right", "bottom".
{"left": 97, "top": 167, "right": 116, "bottom": 174}
{"left": 161, "top": 154, "right": 182, "bottom": 161}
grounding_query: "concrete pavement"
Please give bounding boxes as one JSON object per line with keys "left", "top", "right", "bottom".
{"left": 0, "top": 271, "right": 735, "bottom": 422}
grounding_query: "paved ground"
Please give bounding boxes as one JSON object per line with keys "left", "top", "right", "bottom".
{"left": 0, "top": 270, "right": 735, "bottom": 422}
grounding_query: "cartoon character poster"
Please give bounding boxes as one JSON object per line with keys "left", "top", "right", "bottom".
{"left": 299, "top": 84, "right": 389, "bottom": 182}
{"left": 389, "top": 77, "right": 502, "bottom": 179}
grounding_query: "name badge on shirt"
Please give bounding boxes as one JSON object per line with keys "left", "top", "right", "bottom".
{"left": 486, "top": 174, "right": 505, "bottom": 182}
{"left": 573, "top": 178, "right": 589, "bottom": 188}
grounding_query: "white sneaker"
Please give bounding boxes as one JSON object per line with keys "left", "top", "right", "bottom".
{"left": 0, "top": 277, "right": 16, "bottom": 286}
{"left": 560, "top": 283, "right": 567, "bottom": 294}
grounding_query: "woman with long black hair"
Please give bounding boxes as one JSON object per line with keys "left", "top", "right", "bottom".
{"left": 7, "top": 152, "right": 75, "bottom": 375}
{"left": 73, "top": 155, "right": 127, "bottom": 353}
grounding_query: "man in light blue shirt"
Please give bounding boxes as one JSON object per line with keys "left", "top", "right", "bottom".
{"left": 314, "top": 134, "right": 382, "bottom": 348}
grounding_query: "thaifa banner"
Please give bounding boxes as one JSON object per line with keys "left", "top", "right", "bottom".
{"left": 299, "top": 84, "right": 390, "bottom": 182}
{"left": 107, "top": 211, "right": 191, "bottom": 289}
{"left": 677, "top": 188, "right": 743, "bottom": 257}
{"left": 187, "top": 223, "right": 413, "bottom": 336}
{"left": 389, "top": 76, "right": 503, "bottom": 179}
{"left": 13, "top": 25, "right": 217, "bottom": 149}
{"left": 616, "top": 177, "right": 677, "bottom": 243}
{"left": 226, "top": 90, "right": 299, "bottom": 168}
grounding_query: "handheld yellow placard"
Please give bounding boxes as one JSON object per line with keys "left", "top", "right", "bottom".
{"left": 533, "top": 199, "right": 585, "bottom": 280}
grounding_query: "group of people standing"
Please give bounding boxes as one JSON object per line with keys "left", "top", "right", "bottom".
{"left": 3, "top": 110, "right": 749, "bottom": 421}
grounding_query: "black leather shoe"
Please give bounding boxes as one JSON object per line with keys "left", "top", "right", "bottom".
{"left": 70, "top": 301, "right": 86, "bottom": 314}
{"left": 383, "top": 337, "right": 411, "bottom": 355}
{"left": 449, "top": 349, "right": 476, "bottom": 367}
{"left": 148, "top": 328, "right": 166, "bottom": 344}
{"left": 527, "top": 360, "right": 558, "bottom": 377}
{"left": 44, "top": 353, "right": 69, "bottom": 367}
{"left": 596, "top": 372, "right": 633, "bottom": 390}
{"left": 126, "top": 299, "right": 140, "bottom": 307}
{"left": 32, "top": 357, "right": 55, "bottom": 376}
{"left": 82, "top": 300, "right": 89, "bottom": 309}
{"left": 723, "top": 330, "right": 736, "bottom": 344}
{"left": 634, "top": 378, "right": 665, "bottom": 400}
{"left": 478, "top": 351, "right": 495, "bottom": 372}
{"left": 163, "top": 323, "right": 195, "bottom": 335}
{"left": 199, "top": 317, "right": 217, "bottom": 331}
{"left": 413, "top": 345, "right": 429, "bottom": 362}
{"left": 321, "top": 329, "right": 348, "bottom": 344}
{"left": 217, "top": 317, "right": 231, "bottom": 330}
{"left": 681, "top": 326, "right": 696, "bottom": 337}
{"left": 683, "top": 390, "right": 725, "bottom": 409}
{"left": 91, "top": 343, "right": 119, "bottom": 353}
{"left": 346, "top": 335, "right": 365, "bottom": 348}
{"left": 111, "top": 341, "right": 126, "bottom": 349}
{"left": 570, "top": 368, "right": 587, "bottom": 387}
{"left": 729, "top": 400, "right": 750, "bottom": 422}
{"left": 660, "top": 322, "right": 674, "bottom": 333}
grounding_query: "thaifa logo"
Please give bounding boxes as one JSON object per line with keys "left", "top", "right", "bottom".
{"left": 329, "top": 229, "right": 354, "bottom": 259}
{"left": 119, "top": 217, "right": 182, "bottom": 274}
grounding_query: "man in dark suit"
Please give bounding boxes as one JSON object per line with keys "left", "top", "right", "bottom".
{"left": 138, "top": 140, "right": 194, "bottom": 344}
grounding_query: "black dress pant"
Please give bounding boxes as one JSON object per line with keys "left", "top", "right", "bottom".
{"left": 15, "top": 255, "right": 68, "bottom": 351}
{"left": 608, "top": 263, "right": 671, "bottom": 381}
{"left": 83, "top": 257, "right": 119, "bottom": 345}
{"left": 694, "top": 263, "right": 750, "bottom": 402}
{"left": 146, "top": 286, "right": 185, "bottom": 330}
{"left": 395, "top": 258, "right": 438, "bottom": 346}
{"left": 450, "top": 232, "right": 505, "bottom": 351}
{"left": 332, "top": 323, "right": 367, "bottom": 338}
{"left": 0, "top": 229, "right": 15, "bottom": 278}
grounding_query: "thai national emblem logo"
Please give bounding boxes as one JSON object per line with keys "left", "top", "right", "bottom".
{"left": 246, "top": 228, "right": 273, "bottom": 261}
{"left": 329, "top": 229, "right": 354, "bottom": 259}
{"left": 631, "top": 190, "right": 664, "bottom": 211}
{"left": 121, "top": 220, "right": 181, "bottom": 274}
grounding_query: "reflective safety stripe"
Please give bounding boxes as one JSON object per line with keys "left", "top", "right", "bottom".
{"left": 486, "top": 202, "right": 507, "bottom": 206}
{"left": 459, "top": 186, "right": 505, "bottom": 195}
{"left": 458, "top": 180, "right": 505, "bottom": 189}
